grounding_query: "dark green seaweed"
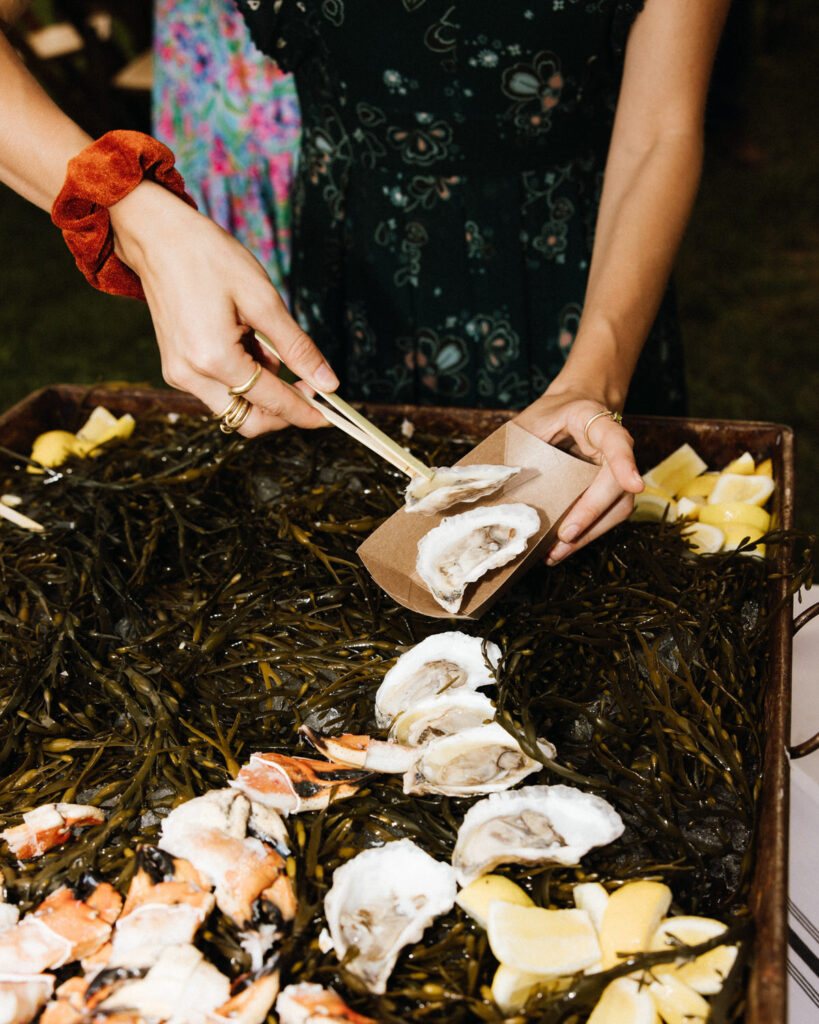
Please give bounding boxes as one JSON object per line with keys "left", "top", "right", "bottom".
{"left": 0, "top": 410, "right": 812, "bottom": 1022}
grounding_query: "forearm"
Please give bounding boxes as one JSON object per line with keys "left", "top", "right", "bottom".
{"left": 0, "top": 31, "right": 91, "bottom": 209}
{"left": 553, "top": 127, "right": 703, "bottom": 409}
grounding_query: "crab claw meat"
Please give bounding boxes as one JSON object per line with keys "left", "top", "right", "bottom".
{"left": 298, "top": 727, "right": 417, "bottom": 773}
{"left": 231, "top": 753, "right": 372, "bottom": 815}
{"left": 2, "top": 805, "right": 105, "bottom": 861}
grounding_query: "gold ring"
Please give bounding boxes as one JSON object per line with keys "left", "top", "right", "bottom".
{"left": 583, "top": 409, "right": 623, "bottom": 447}
{"left": 228, "top": 362, "right": 262, "bottom": 396}
{"left": 214, "top": 395, "right": 253, "bottom": 434}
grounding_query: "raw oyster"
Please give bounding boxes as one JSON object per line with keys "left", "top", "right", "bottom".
{"left": 452, "top": 784, "right": 625, "bottom": 886}
{"left": 403, "top": 722, "right": 554, "bottom": 797}
{"left": 323, "top": 838, "right": 456, "bottom": 994}
{"left": 389, "top": 691, "right": 497, "bottom": 746}
{"left": 416, "top": 503, "right": 540, "bottom": 613}
{"left": 404, "top": 464, "right": 521, "bottom": 515}
{"left": 375, "top": 631, "right": 500, "bottom": 729}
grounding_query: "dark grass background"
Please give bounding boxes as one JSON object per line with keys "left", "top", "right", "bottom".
{"left": 1, "top": 0, "right": 816, "bottom": 542}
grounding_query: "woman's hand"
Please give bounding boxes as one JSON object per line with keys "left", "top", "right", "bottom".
{"left": 514, "top": 385, "right": 644, "bottom": 564}
{"left": 109, "top": 181, "right": 338, "bottom": 436}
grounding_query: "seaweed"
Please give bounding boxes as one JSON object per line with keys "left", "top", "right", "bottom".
{"left": 0, "top": 410, "right": 812, "bottom": 1022}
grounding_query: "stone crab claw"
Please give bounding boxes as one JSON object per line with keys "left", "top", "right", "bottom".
{"left": 298, "top": 726, "right": 417, "bottom": 773}
{"left": 1, "top": 804, "right": 105, "bottom": 861}
{"left": 276, "top": 982, "right": 377, "bottom": 1024}
{"left": 230, "top": 752, "right": 373, "bottom": 815}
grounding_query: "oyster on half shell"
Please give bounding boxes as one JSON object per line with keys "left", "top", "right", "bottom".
{"left": 323, "top": 838, "right": 456, "bottom": 994}
{"left": 452, "top": 784, "right": 625, "bottom": 886}
{"left": 403, "top": 722, "right": 554, "bottom": 797}
{"left": 375, "top": 631, "right": 500, "bottom": 729}
{"left": 404, "top": 464, "right": 521, "bottom": 515}
{"left": 416, "top": 503, "right": 540, "bottom": 613}
{"left": 389, "top": 691, "right": 497, "bottom": 746}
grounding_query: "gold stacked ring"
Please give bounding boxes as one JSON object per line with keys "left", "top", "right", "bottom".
{"left": 214, "top": 394, "right": 253, "bottom": 434}
{"left": 583, "top": 409, "right": 623, "bottom": 447}
{"left": 228, "top": 362, "right": 262, "bottom": 396}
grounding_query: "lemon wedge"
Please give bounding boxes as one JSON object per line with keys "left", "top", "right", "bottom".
{"left": 722, "top": 451, "right": 755, "bottom": 475}
{"left": 487, "top": 904, "right": 600, "bottom": 976}
{"left": 647, "top": 972, "right": 710, "bottom": 1024}
{"left": 721, "top": 524, "right": 765, "bottom": 553}
{"left": 598, "top": 881, "right": 672, "bottom": 969}
{"left": 490, "top": 964, "right": 561, "bottom": 1014}
{"left": 456, "top": 874, "right": 534, "bottom": 930}
{"left": 675, "top": 473, "right": 718, "bottom": 502}
{"left": 643, "top": 444, "right": 708, "bottom": 498}
{"left": 631, "top": 488, "right": 677, "bottom": 523}
{"left": 28, "top": 430, "right": 82, "bottom": 473}
{"left": 681, "top": 522, "right": 724, "bottom": 554}
{"left": 755, "top": 458, "right": 773, "bottom": 477}
{"left": 698, "top": 502, "right": 770, "bottom": 533}
{"left": 573, "top": 882, "right": 609, "bottom": 933}
{"left": 76, "top": 405, "right": 120, "bottom": 443}
{"left": 650, "top": 916, "right": 737, "bottom": 995}
{"left": 708, "top": 473, "right": 774, "bottom": 507}
{"left": 77, "top": 412, "right": 136, "bottom": 456}
{"left": 675, "top": 497, "right": 701, "bottom": 520}
{"left": 587, "top": 977, "right": 659, "bottom": 1024}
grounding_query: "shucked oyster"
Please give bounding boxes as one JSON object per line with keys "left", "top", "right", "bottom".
{"left": 375, "top": 631, "right": 500, "bottom": 729}
{"left": 404, "top": 464, "right": 521, "bottom": 515}
{"left": 452, "top": 784, "right": 625, "bottom": 886}
{"left": 403, "top": 722, "right": 554, "bottom": 797}
{"left": 389, "top": 691, "right": 497, "bottom": 746}
{"left": 416, "top": 503, "right": 540, "bottom": 613}
{"left": 323, "top": 838, "right": 456, "bottom": 994}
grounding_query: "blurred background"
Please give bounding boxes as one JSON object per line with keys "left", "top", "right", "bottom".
{"left": 0, "top": 0, "right": 817, "bottom": 541}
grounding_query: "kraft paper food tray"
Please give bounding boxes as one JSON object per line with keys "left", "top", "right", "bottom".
{"left": 356, "top": 420, "right": 599, "bottom": 619}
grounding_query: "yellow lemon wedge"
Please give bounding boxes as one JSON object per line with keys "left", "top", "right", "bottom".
{"left": 77, "top": 412, "right": 136, "bottom": 456}
{"left": 587, "top": 977, "right": 660, "bottom": 1024}
{"left": 573, "top": 882, "right": 610, "bottom": 933}
{"left": 675, "top": 497, "right": 701, "bottom": 520}
{"left": 721, "top": 524, "right": 765, "bottom": 553}
{"left": 722, "top": 451, "right": 755, "bottom": 475}
{"left": 28, "top": 430, "right": 82, "bottom": 473}
{"left": 76, "top": 405, "right": 120, "bottom": 443}
{"left": 631, "top": 489, "right": 677, "bottom": 523}
{"left": 598, "top": 881, "right": 672, "bottom": 969}
{"left": 650, "top": 916, "right": 737, "bottom": 995}
{"left": 675, "top": 473, "right": 718, "bottom": 502}
{"left": 681, "top": 522, "right": 724, "bottom": 555}
{"left": 490, "top": 964, "right": 560, "bottom": 1014}
{"left": 708, "top": 473, "right": 774, "bottom": 507}
{"left": 487, "top": 904, "right": 600, "bottom": 976}
{"left": 698, "top": 502, "right": 770, "bottom": 533}
{"left": 647, "top": 972, "right": 710, "bottom": 1024}
{"left": 456, "top": 874, "right": 534, "bottom": 930}
{"left": 643, "top": 444, "right": 708, "bottom": 498}
{"left": 755, "top": 458, "right": 773, "bottom": 477}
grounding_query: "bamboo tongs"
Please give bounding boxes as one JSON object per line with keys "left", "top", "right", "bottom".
{"left": 254, "top": 331, "right": 434, "bottom": 480}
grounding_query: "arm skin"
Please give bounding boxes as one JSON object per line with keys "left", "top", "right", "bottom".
{"left": 515, "top": 0, "right": 731, "bottom": 563}
{"left": 0, "top": 17, "right": 337, "bottom": 433}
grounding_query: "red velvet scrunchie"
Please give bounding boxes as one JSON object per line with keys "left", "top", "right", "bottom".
{"left": 51, "top": 130, "right": 198, "bottom": 301}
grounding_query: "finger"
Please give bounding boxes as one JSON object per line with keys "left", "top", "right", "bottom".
{"left": 547, "top": 492, "right": 635, "bottom": 565}
{"left": 556, "top": 464, "right": 626, "bottom": 544}
{"left": 580, "top": 414, "right": 643, "bottom": 493}
{"left": 241, "top": 290, "right": 339, "bottom": 393}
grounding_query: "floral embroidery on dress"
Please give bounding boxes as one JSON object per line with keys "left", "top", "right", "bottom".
{"left": 501, "top": 51, "right": 565, "bottom": 134}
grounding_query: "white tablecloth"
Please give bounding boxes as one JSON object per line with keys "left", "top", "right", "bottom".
{"left": 789, "top": 586, "right": 819, "bottom": 1022}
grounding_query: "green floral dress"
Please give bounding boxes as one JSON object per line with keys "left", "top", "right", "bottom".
{"left": 236, "top": 0, "right": 685, "bottom": 414}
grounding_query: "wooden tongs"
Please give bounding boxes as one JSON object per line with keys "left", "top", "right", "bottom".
{"left": 254, "top": 331, "right": 434, "bottom": 480}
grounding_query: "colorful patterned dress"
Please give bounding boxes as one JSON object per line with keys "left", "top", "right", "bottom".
{"left": 152, "top": 0, "right": 301, "bottom": 299}
{"left": 234, "top": 0, "right": 685, "bottom": 414}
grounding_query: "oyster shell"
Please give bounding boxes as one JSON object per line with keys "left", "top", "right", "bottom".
{"left": 323, "top": 838, "right": 456, "bottom": 994}
{"left": 404, "top": 464, "right": 521, "bottom": 515}
{"left": 416, "top": 503, "right": 540, "bottom": 613}
{"left": 389, "top": 691, "right": 497, "bottom": 746}
{"left": 452, "top": 784, "right": 625, "bottom": 886}
{"left": 375, "top": 631, "right": 500, "bottom": 729}
{"left": 403, "top": 722, "right": 554, "bottom": 797}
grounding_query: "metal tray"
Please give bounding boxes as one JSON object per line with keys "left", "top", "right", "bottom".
{"left": 0, "top": 384, "right": 803, "bottom": 1024}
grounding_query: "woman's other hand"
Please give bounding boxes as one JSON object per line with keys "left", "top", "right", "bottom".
{"left": 514, "top": 386, "right": 644, "bottom": 564}
{"left": 109, "top": 180, "right": 338, "bottom": 436}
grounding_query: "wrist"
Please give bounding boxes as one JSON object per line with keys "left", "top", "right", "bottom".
{"left": 549, "top": 320, "right": 639, "bottom": 411}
